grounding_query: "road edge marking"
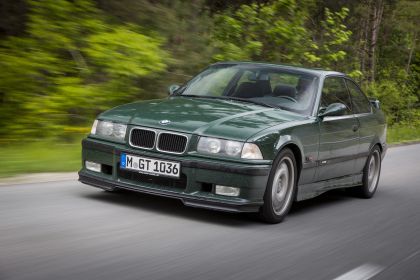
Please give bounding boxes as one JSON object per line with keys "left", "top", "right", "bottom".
{"left": 332, "top": 264, "right": 384, "bottom": 280}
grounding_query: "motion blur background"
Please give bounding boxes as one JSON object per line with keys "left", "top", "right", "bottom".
{"left": 0, "top": 0, "right": 419, "bottom": 177}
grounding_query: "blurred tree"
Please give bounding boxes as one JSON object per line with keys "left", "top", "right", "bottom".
{"left": 95, "top": 0, "right": 214, "bottom": 88}
{"left": 211, "top": 0, "right": 310, "bottom": 62}
{"left": 0, "top": 0, "right": 27, "bottom": 37}
{"left": 365, "top": 0, "right": 385, "bottom": 83}
{"left": 0, "top": 0, "right": 167, "bottom": 140}
{"left": 365, "top": 0, "right": 420, "bottom": 124}
{"left": 305, "top": 7, "right": 353, "bottom": 70}
{"left": 211, "top": 0, "right": 351, "bottom": 70}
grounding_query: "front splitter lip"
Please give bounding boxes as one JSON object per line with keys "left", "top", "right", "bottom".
{"left": 78, "top": 172, "right": 263, "bottom": 213}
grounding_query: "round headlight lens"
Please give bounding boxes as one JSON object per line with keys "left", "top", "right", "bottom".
{"left": 197, "top": 137, "right": 223, "bottom": 154}
{"left": 98, "top": 121, "right": 113, "bottom": 136}
{"left": 225, "top": 141, "right": 243, "bottom": 156}
{"left": 113, "top": 123, "right": 127, "bottom": 139}
{"left": 208, "top": 139, "right": 221, "bottom": 153}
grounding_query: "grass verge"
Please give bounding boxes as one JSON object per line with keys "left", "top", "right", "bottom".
{"left": 0, "top": 141, "right": 81, "bottom": 178}
{"left": 387, "top": 124, "right": 420, "bottom": 144}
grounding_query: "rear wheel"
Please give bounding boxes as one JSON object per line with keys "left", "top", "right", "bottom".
{"left": 352, "top": 145, "right": 382, "bottom": 198}
{"left": 259, "top": 148, "right": 297, "bottom": 223}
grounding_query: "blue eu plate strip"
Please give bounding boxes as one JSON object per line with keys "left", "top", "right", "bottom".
{"left": 120, "top": 153, "right": 126, "bottom": 168}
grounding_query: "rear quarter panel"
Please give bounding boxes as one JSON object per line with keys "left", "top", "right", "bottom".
{"left": 354, "top": 108, "right": 387, "bottom": 173}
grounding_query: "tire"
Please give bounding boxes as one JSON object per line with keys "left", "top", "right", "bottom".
{"left": 259, "top": 148, "right": 298, "bottom": 224}
{"left": 351, "top": 145, "right": 382, "bottom": 198}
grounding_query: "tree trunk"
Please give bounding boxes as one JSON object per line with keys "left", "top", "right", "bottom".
{"left": 366, "top": 0, "right": 384, "bottom": 83}
{"left": 406, "top": 32, "right": 417, "bottom": 74}
{"left": 359, "top": 11, "right": 369, "bottom": 85}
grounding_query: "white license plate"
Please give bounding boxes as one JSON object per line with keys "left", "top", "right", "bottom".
{"left": 120, "top": 153, "right": 181, "bottom": 178}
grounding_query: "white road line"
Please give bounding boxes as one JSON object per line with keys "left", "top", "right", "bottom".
{"left": 333, "top": 264, "right": 384, "bottom": 280}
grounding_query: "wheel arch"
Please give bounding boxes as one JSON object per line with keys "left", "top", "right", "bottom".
{"left": 369, "top": 137, "right": 385, "bottom": 158}
{"left": 274, "top": 140, "right": 303, "bottom": 182}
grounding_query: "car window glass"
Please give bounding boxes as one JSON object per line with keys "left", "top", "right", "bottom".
{"left": 320, "top": 77, "right": 352, "bottom": 115}
{"left": 232, "top": 70, "right": 273, "bottom": 97}
{"left": 180, "top": 65, "right": 319, "bottom": 116}
{"left": 236, "top": 70, "right": 255, "bottom": 85}
{"left": 268, "top": 72, "right": 299, "bottom": 88}
{"left": 346, "top": 79, "right": 372, "bottom": 114}
{"left": 182, "top": 67, "right": 237, "bottom": 96}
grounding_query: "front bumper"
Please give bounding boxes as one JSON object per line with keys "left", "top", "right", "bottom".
{"left": 79, "top": 138, "right": 271, "bottom": 213}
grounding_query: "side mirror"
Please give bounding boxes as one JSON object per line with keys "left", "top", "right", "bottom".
{"left": 369, "top": 98, "right": 380, "bottom": 109}
{"left": 318, "top": 103, "right": 347, "bottom": 118}
{"left": 168, "top": 84, "right": 180, "bottom": 95}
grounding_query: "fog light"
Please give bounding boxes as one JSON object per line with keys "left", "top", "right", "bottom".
{"left": 86, "top": 161, "right": 101, "bottom": 172}
{"left": 215, "top": 185, "right": 240, "bottom": 197}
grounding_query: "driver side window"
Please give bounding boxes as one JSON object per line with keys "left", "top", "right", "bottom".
{"left": 321, "top": 77, "right": 352, "bottom": 115}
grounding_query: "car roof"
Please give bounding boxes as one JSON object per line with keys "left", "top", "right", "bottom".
{"left": 211, "top": 61, "right": 345, "bottom": 77}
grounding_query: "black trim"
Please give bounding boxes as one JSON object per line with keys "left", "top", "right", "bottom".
{"left": 82, "top": 139, "right": 116, "bottom": 154}
{"left": 78, "top": 173, "right": 262, "bottom": 213}
{"left": 303, "top": 151, "right": 369, "bottom": 169}
{"left": 181, "top": 161, "right": 270, "bottom": 176}
{"left": 318, "top": 151, "right": 369, "bottom": 166}
{"left": 82, "top": 138, "right": 271, "bottom": 176}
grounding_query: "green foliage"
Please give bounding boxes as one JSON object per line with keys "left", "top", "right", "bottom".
{"left": 306, "top": 7, "right": 352, "bottom": 69}
{"left": 0, "top": 0, "right": 167, "bottom": 140}
{"left": 87, "top": 26, "right": 166, "bottom": 77}
{"left": 96, "top": 0, "right": 214, "bottom": 80}
{"left": 211, "top": 0, "right": 351, "bottom": 69}
{"left": 365, "top": 78, "right": 417, "bottom": 125}
{"left": 212, "top": 0, "right": 309, "bottom": 62}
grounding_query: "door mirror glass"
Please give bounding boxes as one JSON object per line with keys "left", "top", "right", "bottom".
{"left": 369, "top": 98, "right": 380, "bottom": 109}
{"left": 319, "top": 103, "right": 347, "bottom": 118}
{"left": 168, "top": 84, "right": 180, "bottom": 95}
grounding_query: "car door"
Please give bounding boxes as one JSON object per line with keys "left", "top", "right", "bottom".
{"left": 345, "top": 78, "right": 376, "bottom": 175}
{"left": 316, "top": 76, "right": 360, "bottom": 181}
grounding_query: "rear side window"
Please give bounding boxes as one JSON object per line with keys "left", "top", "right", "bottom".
{"left": 320, "top": 77, "right": 352, "bottom": 115}
{"left": 346, "top": 79, "right": 372, "bottom": 114}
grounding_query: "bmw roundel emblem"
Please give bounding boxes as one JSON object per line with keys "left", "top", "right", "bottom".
{"left": 159, "top": 119, "right": 171, "bottom": 125}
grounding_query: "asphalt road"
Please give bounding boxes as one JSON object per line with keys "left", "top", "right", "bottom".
{"left": 1, "top": 144, "right": 420, "bottom": 280}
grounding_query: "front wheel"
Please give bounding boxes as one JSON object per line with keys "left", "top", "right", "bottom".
{"left": 259, "top": 148, "right": 297, "bottom": 224}
{"left": 351, "top": 145, "right": 382, "bottom": 198}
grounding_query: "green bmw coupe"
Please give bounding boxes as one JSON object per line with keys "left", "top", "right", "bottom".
{"left": 79, "top": 62, "right": 387, "bottom": 223}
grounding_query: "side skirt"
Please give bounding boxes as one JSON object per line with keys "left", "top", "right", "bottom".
{"left": 296, "top": 173, "right": 363, "bottom": 201}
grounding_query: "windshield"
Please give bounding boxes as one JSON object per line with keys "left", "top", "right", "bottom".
{"left": 176, "top": 64, "right": 319, "bottom": 115}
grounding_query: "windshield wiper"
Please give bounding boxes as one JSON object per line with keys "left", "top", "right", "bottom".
{"left": 224, "top": 96, "right": 278, "bottom": 108}
{"left": 177, "top": 95, "right": 278, "bottom": 109}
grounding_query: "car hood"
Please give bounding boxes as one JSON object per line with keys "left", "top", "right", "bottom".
{"left": 99, "top": 96, "right": 306, "bottom": 141}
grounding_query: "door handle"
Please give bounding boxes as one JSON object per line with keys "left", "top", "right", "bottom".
{"left": 352, "top": 124, "right": 359, "bottom": 132}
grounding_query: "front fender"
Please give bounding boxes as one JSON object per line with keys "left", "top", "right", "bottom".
{"left": 273, "top": 134, "right": 305, "bottom": 162}
{"left": 247, "top": 120, "right": 320, "bottom": 185}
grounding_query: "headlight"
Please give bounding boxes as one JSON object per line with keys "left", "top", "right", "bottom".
{"left": 241, "top": 143, "right": 263, "bottom": 159}
{"left": 91, "top": 120, "right": 127, "bottom": 141}
{"left": 197, "top": 137, "right": 263, "bottom": 159}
